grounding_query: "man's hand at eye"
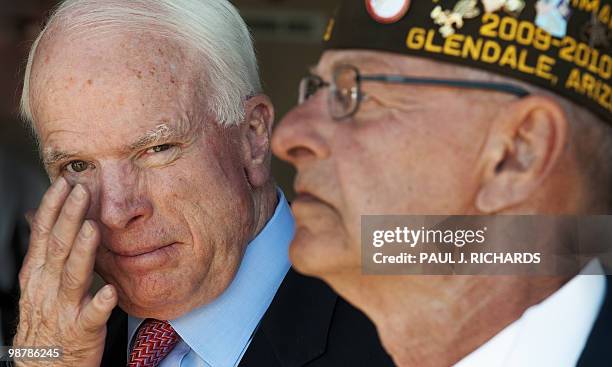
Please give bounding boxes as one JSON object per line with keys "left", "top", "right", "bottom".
{"left": 14, "top": 178, "right": 117, "bottom": 367}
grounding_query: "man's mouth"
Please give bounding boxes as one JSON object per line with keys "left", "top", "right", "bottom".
{"left": 111, "top": 243, "right": 176, "bottom": 257}
{"left": 110, "top": 243, "right": 179, "bottom": 272}
{"left": 294, "top": 192, "right": 320, "bottom": 203}
{"left": 294, "top": 187, "right": 335, "bottom": 209}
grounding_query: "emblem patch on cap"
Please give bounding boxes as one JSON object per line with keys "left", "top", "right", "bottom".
{"left": 535, "top": 0, "right": 571, "bottom": 38}
{"left": 581, "top": 12, "right": 611, "bottom": 50}
{"left": 481, "top": 0, "right": 526, "bottom": 16}
{"left": 431, "top": 0, "right": 480, "bottom": 38}
{"left": 366, "top": 0, "right": 411, "bottom": 24}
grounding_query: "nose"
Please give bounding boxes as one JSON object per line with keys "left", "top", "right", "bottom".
{"left": 272, "top": 98, "right": 331, "bottom": 166}
{"left": 96, "top": 163, "right": 153, "bottom": 230}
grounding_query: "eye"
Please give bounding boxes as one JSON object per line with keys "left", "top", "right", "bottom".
{"left": 146, "top": 144, "right": 173, "bottom": 154}
{"left": 65, "top": 160, "right": 90, "bottom": 173}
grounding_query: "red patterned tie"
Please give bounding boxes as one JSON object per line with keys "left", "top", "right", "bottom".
{"left": 128, "top": 319, "right": 179, "bottom": 367}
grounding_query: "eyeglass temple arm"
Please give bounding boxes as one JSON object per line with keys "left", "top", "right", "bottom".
{"left": 360, "top": 75, "right": 531, "bottom": 98}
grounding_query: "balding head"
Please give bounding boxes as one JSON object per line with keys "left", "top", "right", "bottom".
{"left": 22, "top": 0, "right": 261, "bottom": 128}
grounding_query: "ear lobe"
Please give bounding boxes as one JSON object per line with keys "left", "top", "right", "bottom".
{"left": 241, "top": 94, "right": 275, "bottom": 188}
{"left": 475, "top": 96, "right": 568, "bottom": 213}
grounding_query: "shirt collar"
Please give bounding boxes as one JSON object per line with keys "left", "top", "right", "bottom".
{"left": 455, "top": 259, "right": 607, "bottom": 367}
{"left": 128, "top": 189, "right": 294, "bottom": 367}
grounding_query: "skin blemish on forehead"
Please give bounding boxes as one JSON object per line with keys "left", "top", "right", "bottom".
{"left": 33, "top": 30, "right": 203, "bottom": 162}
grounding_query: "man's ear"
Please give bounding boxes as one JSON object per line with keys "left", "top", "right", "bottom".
{"left": 475, "top": 96, "right": 568, "bottom": 213}
{"left": 240, "top": 94, "right": 275, "bottom": 188}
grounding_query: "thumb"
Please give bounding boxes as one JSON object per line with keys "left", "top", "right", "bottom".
{"left": 79, "top": 284, "right": 118, "bottom": 333}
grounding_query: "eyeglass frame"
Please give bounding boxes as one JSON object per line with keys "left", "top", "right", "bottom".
{"left": 298, "top": 64, "right": 531, "bottom": 121}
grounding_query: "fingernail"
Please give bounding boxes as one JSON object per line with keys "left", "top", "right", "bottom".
{"left": 102, "top": 285, "right": 114, "bottom": 300}
{"left": 73, "top": 184, "right": 87, "bottom": 200}
{"left": 82, "top": 220, "right": 95, "bottom": 238}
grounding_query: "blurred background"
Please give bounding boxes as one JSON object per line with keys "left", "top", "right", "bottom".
{"left": 0, "top": 0, "right": 339, "bottom": 344}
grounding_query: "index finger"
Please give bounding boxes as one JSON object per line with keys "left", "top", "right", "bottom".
{"left": 20, "top": 177, "right": 71, "bottom": 275}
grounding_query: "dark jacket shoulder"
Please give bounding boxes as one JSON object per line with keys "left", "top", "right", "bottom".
{"left": 577, "top": 275, "right": 612, "bottom": 367}
{"left": 239, "top": 269, "right": 394, "bottom": 367}
{"left": 101, "top": 269, "right": 394, "bottom": 367}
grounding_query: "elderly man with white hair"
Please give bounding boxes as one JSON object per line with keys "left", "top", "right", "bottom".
{"left": 272, "top": 1, "right": 612, "bottom": 366}
{"left": 11, "top": 1, "right": 395, "bottom": 366}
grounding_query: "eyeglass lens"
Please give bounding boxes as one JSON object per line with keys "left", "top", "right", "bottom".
{"left": 297, "top": 65, "right": 362, "bottom": 120}
{"left": 330, "top": 65, "right": 360, "bottom": 119}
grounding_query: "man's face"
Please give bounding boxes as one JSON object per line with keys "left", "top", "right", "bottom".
{"left": 272, "top": 50, "right": 499, "bottom": 278}
{"left": 30, "top": 32, "right": 256, "bottom": 319}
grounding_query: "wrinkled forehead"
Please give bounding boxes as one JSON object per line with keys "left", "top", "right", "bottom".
{"left": 316, "top": 49, "right": 467, "bottom": 78}
{"left": 29, "top": 29, "right": 204, "bottom": 138}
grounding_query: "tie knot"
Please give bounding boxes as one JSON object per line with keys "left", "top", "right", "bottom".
{"left": 128, "top": 319, "right": 179, "bottom": 367}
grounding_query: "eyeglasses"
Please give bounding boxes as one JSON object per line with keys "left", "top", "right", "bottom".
{"left": 298, "top": 64, "right": 531, "bottom": 120}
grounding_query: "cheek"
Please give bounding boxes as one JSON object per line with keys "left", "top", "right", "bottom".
{"left": 334, "top": 122, "right": 479, "bottom": 224}
{"left": 162, "top": 149, "right": 254, "bottom": 255}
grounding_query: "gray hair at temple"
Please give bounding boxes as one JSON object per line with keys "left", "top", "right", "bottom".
{"left": 20, "top": 0, "right": 262, "bottom": 127}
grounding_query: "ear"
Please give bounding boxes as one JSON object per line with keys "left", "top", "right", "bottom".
{"left": 475, "top": 96, "right": 568, "bottom": 213}
{"left": 240, "top": 94, "right": 275, "bottom": 188}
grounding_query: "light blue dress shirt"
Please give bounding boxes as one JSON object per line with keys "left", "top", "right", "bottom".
{"left": 127, "top": 189, "right": 294, "bottom": 367}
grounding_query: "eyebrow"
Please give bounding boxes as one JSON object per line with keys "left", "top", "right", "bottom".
{"left": 42, "top": 119, "right": 194, "bottom": 168}
{"left": 42, "top": 149, "right": 77, "bottom": 168}
{"left": 129, "top": 123, "right": 180, "bottom": 151}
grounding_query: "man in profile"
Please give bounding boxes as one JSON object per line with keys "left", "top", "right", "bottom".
{"left": 273, "top": 0, "right": 611, "bottom": 366}
{"left": 12, "top": 0, "right": 394, "bottom": 366}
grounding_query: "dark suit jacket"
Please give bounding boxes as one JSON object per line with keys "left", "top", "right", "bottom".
{"left": 576, "top": 275, "right": 612, "bottom": 367}
{"left": 101, "top": 269, "right": 395, "bottom": 366}
{"left": 102, "top": 273, "right": 612, "bottom": 367}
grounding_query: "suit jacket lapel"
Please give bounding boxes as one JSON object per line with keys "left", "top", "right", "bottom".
{"left": 240, "top": 268, "right": 338, "bottom": 367}
{"left": 577, "top": 275, "right": 612, "bottom": 366}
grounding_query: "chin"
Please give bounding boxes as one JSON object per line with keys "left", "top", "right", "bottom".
{"left": 117, "top": 286, "right": 193, "bottom": 320}
{"left": 289, "top": 226, "right": 358, "bottom": 280}
{"left": 104, "top": 270, "right": 193, "bottom": 319}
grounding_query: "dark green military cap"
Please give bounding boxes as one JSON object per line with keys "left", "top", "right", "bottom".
{"left": 324, "top": 0, "right": 611, "bottom": 121}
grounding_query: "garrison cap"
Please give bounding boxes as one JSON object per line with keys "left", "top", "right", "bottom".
{"left": 324, "top": 0, "right": 611, "bottom": 122}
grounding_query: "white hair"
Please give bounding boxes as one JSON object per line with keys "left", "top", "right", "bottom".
{"left": 21, "top": 0, "right": 262, "bottom": 126}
